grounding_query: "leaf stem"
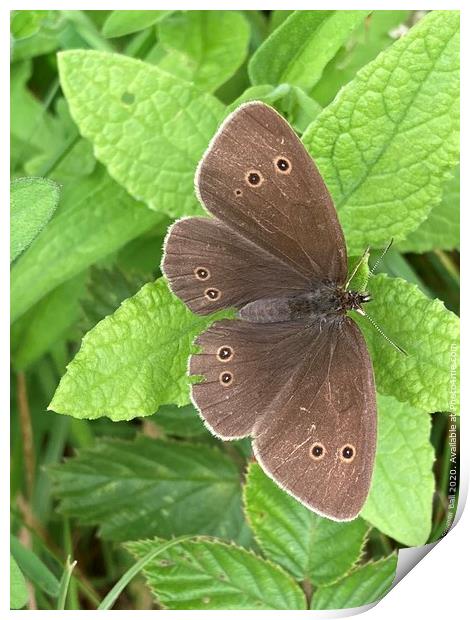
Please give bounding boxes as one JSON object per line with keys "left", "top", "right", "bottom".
{"left": 98, "top": 536, "right": 194, "bottom": 610}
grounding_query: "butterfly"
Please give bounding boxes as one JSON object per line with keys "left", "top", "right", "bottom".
{"left": 162, "top": 102, "right": 376, "bottom": 521}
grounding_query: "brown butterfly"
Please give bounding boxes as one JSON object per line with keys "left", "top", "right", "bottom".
{"left": 162, "top": 102, "right": 376, "bottom": 521}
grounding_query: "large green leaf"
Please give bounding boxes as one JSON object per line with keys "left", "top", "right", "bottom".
{"left": 158, "top": 11, "right": 250, "bottom": 92}
{"left": 398, "top": 166, "right": 460, "bottom": 253}
{"left": 355, "top": 273, "right": 460, "bottom": 412}
{"left": 311, "top": 554, "right": 397, "bottom": 610}
{"left": 10, "top": 166, "right": 161, "bottom": 323}
{"left": 126, "top": 537, "right": 306, "bottom": 610}
{"left": 249, "top": 11, "right": 369, "bottom": 92}
{"left": 58, "top": 50, "right": 225, "bottom": 217}
{"left": 244, "top": 464, "right": 368, "bottom": 584}
{"left": 361, "top": 395, "right": 435, "bottom": 547}
{"left": 49, "top": 438, "right": 246, "bottom": 543}
{"left": 102, "top": 10, "right": 172, "bottom": 37}
{"left": 10, "top": 177, "right": 60, "bottom": 262}
{"left": 303, "top": 10, "right": 460, "bottom": 254}
{"left": 48, "top": 278, "right": 229, "bottom": 419}
{"left": 10, "top": 555, "right": 28, "bottom": 610}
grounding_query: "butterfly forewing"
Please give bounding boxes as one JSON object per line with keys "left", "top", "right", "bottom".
{"left": 196, "top": 102, "right": 348, "bottom": 285}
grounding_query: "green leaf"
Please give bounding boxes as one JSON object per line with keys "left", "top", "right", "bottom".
{"left": 153, "top": 404, "right": 206, "bottom": 438}
{"left": 10, "top": 177, "right": 60, "bottom": 263}
{"left": 311, "top": 554, "right": 397, "bottom": 610}
{"left": 303, "top": 10, "right": 460, "bottom": 255}
{"left": 244, "top": 464, "right": 368, "bottom": 584}
{"left": 49, "top": 278, "right": 229, "bottom": 419}
{"left": 58, "top": 50, "right": 225, "bottom": 217}
{"left": 10, "top": 166, "right": 161, "bottom": 323}
{"left": 10, "top": 555, "right": 28, "bottom": 610}
{"left": 249, "top": 11, "right": 369, "bottom": 92}
{"left": 361, "top": 394, "right": 434, "bottom": 547}
{"left": 49, "top": 438, "right": 246, "bottom": 542}
{"left": 398, "top": 166, "right": 460, "bottom": 253}
{"left": 10, "top": 10, "right": 50, "bottom": 40}
{"left": 312, "top": 10, "right": 411, "bottom": 106}
{"left": 355, "top": 273, "right": 460, "bottom": 412}
{"left": 158, "top": 11, "right": 250, "bottom": 92}
{"left": 11, "top": 273, "right": 87, "bottom": 370}
{"left": 10, "top": 535, "right": 60, "bottom": 598}
{"left": 126, "top": 537, "right": 306, "bottom": 610}
{"left": 102, "top": 10, "right": 172, "bottom": 37}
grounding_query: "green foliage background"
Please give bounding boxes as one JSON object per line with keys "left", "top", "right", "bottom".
{"left": 10, "top": 9, "right": 459, "bottom": 611}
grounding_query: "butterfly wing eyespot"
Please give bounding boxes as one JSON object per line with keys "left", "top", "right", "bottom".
{"left": 219, "top": 371, "right": 233, "bottom": 386}
{"left": 246, "top": 170, "right": 263, "bottom": 186}
{"left": 275, "top": 156, "right": 291, "bottom": 174}
{"left": 310, "top": 442, "right": 326, "bottom": 460}
{"left": 234, "top": 188, "right": 242, "bottom": 197}
{"left": 217, "top": 346, "right": 233, "bottom": 362}
{"left": 340, "top": 444, "right": 356, "bottom": 462}
{"left": 194, "top": 266, "right": 210, "bottom": 280}
{"left": 205, "top": 288, "right": 221, "bottom": 301}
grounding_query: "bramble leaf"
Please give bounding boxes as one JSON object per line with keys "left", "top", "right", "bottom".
{"left": 158, "top": 11, "right": 250, "bottom": 92}
{"left": 58, "top": 50, "right": 225, "bottom": 217}
{"left": 126, "top": 537, "right": 306, "bottom": 610}
{"left": 311, "top": 554, "right": 397, "bottom": 609}
{"left": 244, "top": 463, "right": 368, "bottom": 584}
{"left": 303, "top": 10, "right": 460, "bottom": 254}
{"left": 10, "top": 177, "right": 60, "bottom": 262}
{"left": 48, "top": 278, "right": 230, "bottom": 419}
{"left": 249, "top": 11, "right": 369, "bottom": 92}
{"left": 361, "top": 394, "right": 434, "bottom": 547}
{"left": 49, "top": 438, "right": 247, "bottom": 543}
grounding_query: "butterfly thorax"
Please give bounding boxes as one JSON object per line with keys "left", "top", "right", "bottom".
{"left": 238, "top": 282, "right": 371, "bottom": 324}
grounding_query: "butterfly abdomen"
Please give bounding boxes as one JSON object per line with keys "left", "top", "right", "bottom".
{"left": 238, "top": 285, "right": 344, "bottom": 324}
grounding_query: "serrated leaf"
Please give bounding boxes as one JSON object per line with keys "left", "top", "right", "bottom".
{"left": 153, "top": 404, "right": 207, "bottom": 438}
{"left": 311, "top": 554, "right": 397, "bottom": 610}
{"left": 102, "top": 10, "right": 172, "bottom": 38}
{"left": 312, "top": 10, "right": 411, "bottom": 106}
{"left": 303, "top": 10, "right": 460, "bottom": 255}
{"left": 158, "top": 11, "right": 250, "bottom": 92}
{"left": 10, "top": 555, "right": 28, "bottom": 610}
{"left": 49, "top": 278, "right": 229, "bottom": 419}
{"left": 49, "top": 438, "right": 246, "bottom": 543}
{"left": 244, "top": 464, "right": 368, "bottom": 585}
{"left": 11, "top": 273, "right": 87, "bottom": 370}
{"left": 249, "top": 11, "right": 369, "bottom": 91}
{"left": 58, "top": 50, "right": 225, "bottom": 217}
{"left": 354, "top": 273, "right": 460, "bottom": 412}
{"left": 398, "top": 166, "right": 460, "bottom": 253}
{"left": 126, "top": 537, "right": 306, "bottom": 610}
{"left": 10, "top": 177, "right": 60, "bottom": 262}
{"left": 11, "top": 166, "right": 161, "bottom": 323}
{"left": 361, "top": 394, "right": 434, "bottom": 547}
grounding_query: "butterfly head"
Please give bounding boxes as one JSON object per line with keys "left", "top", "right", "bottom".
{"left": 343, "top": 290, "right": 372, "bottom": 316}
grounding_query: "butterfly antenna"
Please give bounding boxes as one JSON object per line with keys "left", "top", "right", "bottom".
{"left": 345, "top": 246, "right": 370, "bottom": 289}
{"left": 362, "top": 239, "right": 394, "bottom": 290}
{"left": 361, "top": 309, "right": 408, "bottom": 356}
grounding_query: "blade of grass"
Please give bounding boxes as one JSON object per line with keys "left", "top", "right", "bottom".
{"left": 98, "top": 536, "right": 194, "bottom": 610}
{"left": 56, "top": 555, "right": 77, "bottom": 610}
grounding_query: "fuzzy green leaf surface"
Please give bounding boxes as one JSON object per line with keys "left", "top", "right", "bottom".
{"left": 102, "top": 10, "right": 172, "bottom": 37}
{"left": 127, "top": 537, "right": 306, "bottom": 610}
{"left": 244, "top": 464, "right": 368, "bottom": 584}
{"left": 49, "top": 278, "right": 227, "bottom": 419}
{"left": 158, "top": 11, "right": 250, "bottom": 92}
{"left": 398, "top": 166, "right": 460, "bottom": 253}
{"left": 312, "top": 554, "right": 397, "bottom": 609}
{"left": 10, "top": 177, "right": 60, "bottom": 262}
{"left": 10, "top": 555, "right": 28, "bottom": 610}
{"left": 249, "top": 11, "right": 369, "bottom": 92}
{"left": 49, "top": 438, "right": 246, "bottom": 542}
{"left": 58, "top": 50, "right": 225, "bottom": 217}
{"left": 10, "top": 167, "right": 161, "bottom": 323}
{"left": 303, "top": 10, "right": 460, "bottom": 254}
{"left": 355, "top": 273, "right": 460, "bottom": 412}
{"left": 361, "top": 394, "right": 434, "bottom": 547}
